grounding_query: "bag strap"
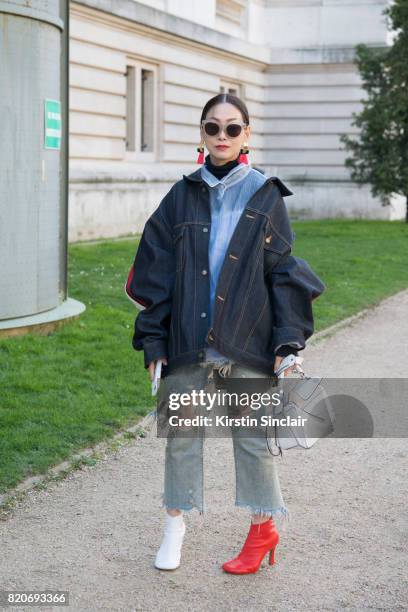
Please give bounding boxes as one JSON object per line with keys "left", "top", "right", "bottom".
{"left": 269, "top": 354, "right": 307, "bottom": 456}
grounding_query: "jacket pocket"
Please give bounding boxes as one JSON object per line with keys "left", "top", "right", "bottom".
{"left": 263, "top": 230, "right": 291, "bottom": 275}
{"left": 172, "top": 225, "right": 185, "bottom": 272}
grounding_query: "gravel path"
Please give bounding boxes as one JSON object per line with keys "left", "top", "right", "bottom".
{"left": 1, "top": 291, "right": 407, "bottom": 611}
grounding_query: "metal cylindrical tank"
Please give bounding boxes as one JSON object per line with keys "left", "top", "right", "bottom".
{"left": 0, "top": 0, "right": 67, "bottom": 321}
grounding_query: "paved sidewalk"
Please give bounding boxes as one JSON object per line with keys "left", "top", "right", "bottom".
{"left": 1, "top": 291, "right": 407, "bottom": 611}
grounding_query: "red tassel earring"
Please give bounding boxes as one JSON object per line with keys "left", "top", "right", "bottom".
{"left": 238, "top": 142, "right": 250, "bottom": 164}
{"left": 196, "top": 140, "right": 205, "bottom": 164}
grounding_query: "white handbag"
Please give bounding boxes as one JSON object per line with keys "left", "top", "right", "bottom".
{"left": 268, "top": 354, "right": 336, "bottom": 454}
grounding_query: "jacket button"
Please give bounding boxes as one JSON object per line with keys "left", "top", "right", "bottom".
{"left": 201, "top": 186, "right": 206, "bottom": 193}
{"left": 265, "top": 235, "right": 272, "bottom": 243}
{"left": 201, "top": 269, "right": 208, "bottom": 275}
{"left": 200, "top": 312, "right": 207, "bottom": 318}
{"left": 202, "top": 227, "right": 208, "bottom": 233}
{"left": 198, "top": 351, "right": 204, "bottom": 358}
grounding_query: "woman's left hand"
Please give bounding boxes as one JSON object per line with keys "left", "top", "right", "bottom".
{"left": 274, "top": 355, "right": 296, "bottom": 376}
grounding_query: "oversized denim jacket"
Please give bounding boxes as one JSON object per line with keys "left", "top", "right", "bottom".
{"left": 125, "top": 167, "right": 326, "bottom": 379}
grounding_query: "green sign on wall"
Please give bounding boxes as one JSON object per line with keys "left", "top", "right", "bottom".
{"left": 44, "top": 99, "right": 62, "bottom": 150}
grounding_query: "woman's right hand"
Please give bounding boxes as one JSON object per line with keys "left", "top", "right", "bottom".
{"left": 148, "top": 358, "right": 168, "bottom": 381}
{"left": 273, "top": 355, "right": 295, "bottom": 377}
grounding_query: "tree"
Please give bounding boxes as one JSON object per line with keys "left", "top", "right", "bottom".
{"left": 340, "top": 0, "right": 408, "bottom": 222}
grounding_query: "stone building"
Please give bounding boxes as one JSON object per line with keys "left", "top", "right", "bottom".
{"left": 69, "top": 0, "right": 400, "bottom": 241}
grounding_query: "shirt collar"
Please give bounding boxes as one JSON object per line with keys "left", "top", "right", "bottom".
{"left": 200, "top": 162, "right": 252, "bottom": 190}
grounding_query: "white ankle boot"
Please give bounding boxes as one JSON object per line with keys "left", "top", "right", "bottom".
{"left": 154, "top": 513, "right": 186, "bottom": 570}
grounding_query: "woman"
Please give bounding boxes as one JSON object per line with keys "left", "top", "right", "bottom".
{"left": 125, "top": 93, "right": 325, "bottom": 574}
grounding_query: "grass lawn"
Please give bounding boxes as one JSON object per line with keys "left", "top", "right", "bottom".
{"left": 0, "top": 219, "right": 407, "bottom": 493}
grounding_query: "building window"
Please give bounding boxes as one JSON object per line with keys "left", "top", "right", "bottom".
{"left": 220, "top": 80, "right": 242, "bottom": 97}
{"left": 126, "top": 66, "right": 136, "bottom": 152}
{"left": 141, "top": 69, "right": 154, "bottom": 152}
{"left": 126, "top": 60, "right": 157, "bottom": 160}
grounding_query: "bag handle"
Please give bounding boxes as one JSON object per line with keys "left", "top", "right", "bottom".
{"left": 275, "top": 353, "right": 306, "bottom": 378}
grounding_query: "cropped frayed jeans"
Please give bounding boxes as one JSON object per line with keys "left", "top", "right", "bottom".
{"left": 159, "top": 359, "right": 290, "bottom": 528}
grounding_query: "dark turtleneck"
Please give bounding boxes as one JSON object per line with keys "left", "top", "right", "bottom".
{"left": 204, "top": 153, "right": 240, "bottom": 180}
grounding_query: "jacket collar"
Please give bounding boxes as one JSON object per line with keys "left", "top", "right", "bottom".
{"left": 182, "top": 168, "right": 205, "bottom": 182}
{"left": 183, "top": 167, "right": 293, "bottom": 198}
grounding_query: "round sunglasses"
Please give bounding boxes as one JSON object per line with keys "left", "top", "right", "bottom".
{"left": 201, "top": 120, "right": 248, "bottom": 138}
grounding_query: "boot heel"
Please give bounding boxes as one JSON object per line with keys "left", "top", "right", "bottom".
{"left": 269, "top": 544, "right": 277, "bottom": 565}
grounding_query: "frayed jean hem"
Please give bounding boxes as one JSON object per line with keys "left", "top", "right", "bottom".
{"left": 162, "top": 503, "right": 203, "bottom": 514}
{"left": 235, "top": 501, "right": 291, "bottom": 532}
{"left": 161, "top": 495, "right": 204, "bottom": 515}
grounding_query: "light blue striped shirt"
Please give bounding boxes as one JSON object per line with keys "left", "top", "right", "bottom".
{"left": 200, "top": 162, "right": 267, "bottom": 363}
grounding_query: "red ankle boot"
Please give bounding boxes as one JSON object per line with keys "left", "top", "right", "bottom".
{"left": 222, "top": 519, "right": 279, "bottom": 574}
